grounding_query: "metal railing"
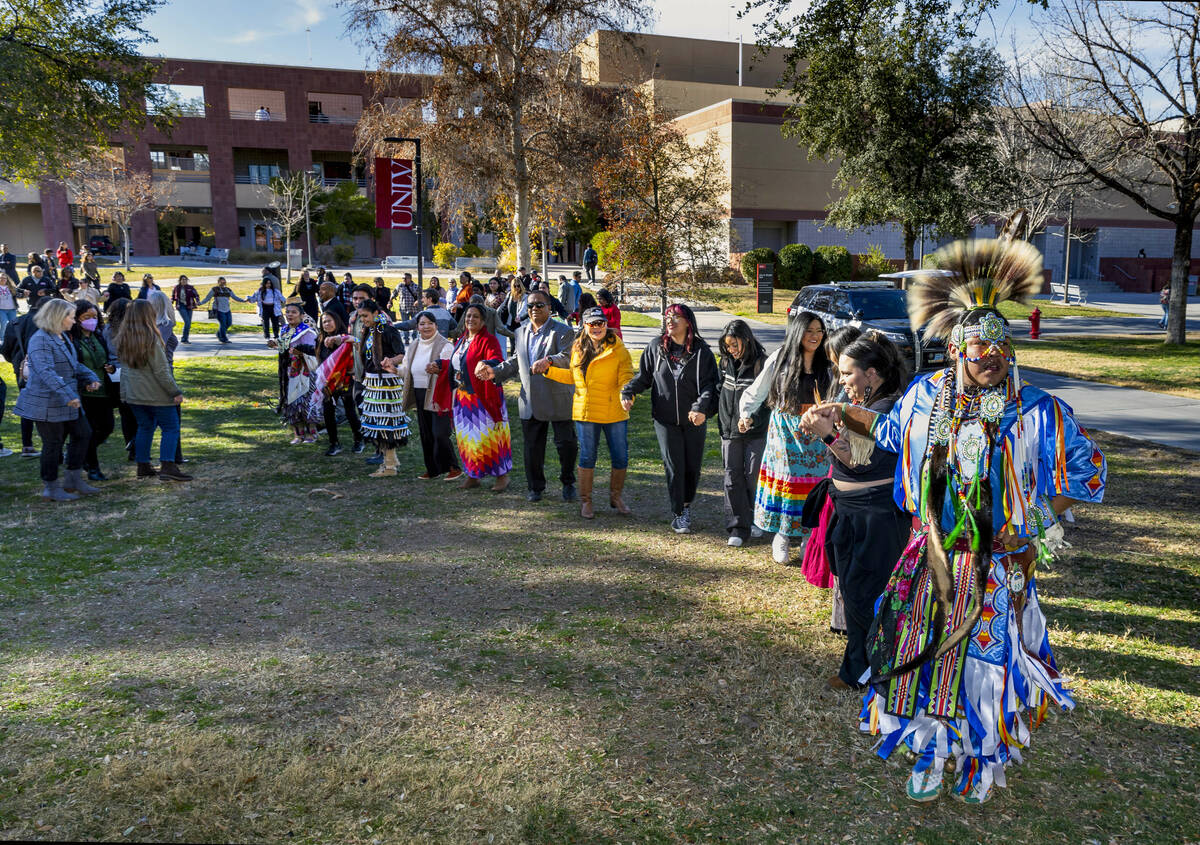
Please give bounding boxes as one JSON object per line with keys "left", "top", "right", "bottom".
{"left": 230, "top": 109, "right": 285, "bottom": 121}
{"left": 320, "top": 177, "right": 368, "bottom": 187}
{"left": 234, "top": 172, "right": 286, "bottom": 185}
{"left": 152, "top": 156, "right": 210, "bottom": 172}
{"left": 308, "top": 113, "right": 360, "bottom": 125}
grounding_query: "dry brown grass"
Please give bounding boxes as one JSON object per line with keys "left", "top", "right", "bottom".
{"left": 0, "top": 358, "right": 1196, "bottom": 843}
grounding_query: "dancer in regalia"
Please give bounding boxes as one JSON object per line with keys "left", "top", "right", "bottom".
{"left": 355, "top": 299, "right": 410, "bottom": 477}
{"left": 269, "top": 301, "right": 321, "bottom": 443}
{"left": 810, "top": 238, "right": 1106, "bottom": 805}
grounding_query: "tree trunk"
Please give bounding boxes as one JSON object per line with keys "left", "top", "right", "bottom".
{"left": 121, "top": 224, "right": 131, "bottom": 271}
{"left": 660, "top": 259, "right": 669, "bottom": 319}
{"left": 1167, "top": 218, "right": 1193, "bottom": 346}
{"left": 902, "top": 222, "right": 916, "bottom": 272}
{"left": 510, "top": 104, "right": 532, "bottom": 272}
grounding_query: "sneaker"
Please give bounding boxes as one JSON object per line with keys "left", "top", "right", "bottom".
{"left": 750, "top": 526, "right": 764, "bottom": 539}
{"left": 671, "top": 514, "right": 691, "bottom": 534}
{"left": 727, "top": 535, "right": 743, "bottom": 548}
{"left": 444, "top": 469, "right": 463, "bottom": 481}
{"left": 302, "top": 437, "right": 318, "bottom": 444}
{"left": 20, "top": 446, "right": 39, "bottom": 458}
{"left": 0, "top": 446, "right": 13, "bottom": 458}
{"left": 325, "top": 444, "right": 343, "bottom": 456}
{"left": 365, "top": 454, "right": 385, "bottom": 465}
{"left": 289, "top": 436, "right": 303, "bottom": 445}
{"left": 527, "top": 489, "right": 543, "bottom": 502}
{"left": 907, "top": 759, "right": 946, "bottom": 803}
{"left": 561, "top": 483, "right": 577, "bottom": 502}
{"left": 352, "top": 440, "right": 365, "bottom": 454}
{"left": 772, "top": 533, "right": 791, "bottom": 564}
{"left": 416, "top": 473, "right": 434, "bottom": 480}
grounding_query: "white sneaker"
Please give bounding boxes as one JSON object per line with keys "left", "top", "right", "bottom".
{"left": 0, "top": 447, "right": 13, "bottom": 458}
{"left": 750, "top": 526, "right": 764, "bottom": 538}
{"left": 771, "top": 533, "right": 791, "bottom": 563}
{"left": 671, "top": 514, "right": 691, "bottom": 534}
{"left": 727, "top": 535, "right": 743, "bottom": 547}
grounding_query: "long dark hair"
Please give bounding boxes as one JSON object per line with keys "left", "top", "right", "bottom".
{"left": 718, "top": 319, "right": 765, "bottom": 372}
{"left": 841, "top": 331, "right": 908, "bottom": 404}
{"left": 69, "top": 299, "right": 101, "bottom": 342}
{"left": 660, "top": 302, "right": 700, "bottom": 354}
{"left": 576, "top": 292, "right": 597, "bottom": 314}
{"left": 317, "top": 309, "right": 348, "bottom": 344}
{"left": 768, "top": 311, "right": 830, "bottom": 413}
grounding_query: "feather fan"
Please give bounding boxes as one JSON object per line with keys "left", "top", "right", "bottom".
{"left": 908, "top": 239, "right": 1045, "bottom": 337}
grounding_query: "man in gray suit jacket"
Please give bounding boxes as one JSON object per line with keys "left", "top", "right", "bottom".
{"left": 476, "top": 288, "right": 577, "bottom": 502}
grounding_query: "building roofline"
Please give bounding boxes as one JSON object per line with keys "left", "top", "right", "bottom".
{"left": 148, "top": 55, "right": 379, "bottom": 75}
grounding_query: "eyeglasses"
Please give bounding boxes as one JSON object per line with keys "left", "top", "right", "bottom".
{"left": 527, "top": 301, "right": 547, "bottom": 310}
{"left": 585, "top": 321, "right": 607, "bottom": 328}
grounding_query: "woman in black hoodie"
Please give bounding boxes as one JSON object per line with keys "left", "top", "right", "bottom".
{"left": 621, "top": 303, "right": 718, "bottom": 534}
{"left": 717, "top": 320, "right": 769, "bottom": 547}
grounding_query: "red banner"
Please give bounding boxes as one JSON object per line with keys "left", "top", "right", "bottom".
{"left": 374, "top": 157, "right": 415, "bottom": 230}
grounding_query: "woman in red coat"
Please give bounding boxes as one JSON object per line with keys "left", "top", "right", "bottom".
{"left": 597, "top": 288, "right": 622, "bottom": 338}
{"left": 448, "top": 303, "right": 512, "bottom": 491}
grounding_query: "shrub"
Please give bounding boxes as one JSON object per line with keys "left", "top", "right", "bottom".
{"left": 461, "top": 243, "right": 485, "bottom": 258}
{"left": 855, "top": 244, "right": 894, "bottom": 281}
{"left": 228, "top": 248, "right": 285, "bottom": 265}
{"left": 778, "top": 243, "right": 813, "bottom": 289}
{"left": 498, "top": 245, "right": 519, "bottom": 274}
{"left": 813, "top": 245, "right": 853, "bottom": 285}
{"left": 921, "top": 252, "right": 942, "bottom": 269}
{"left": 590, "top": 231, "right": 622, "bottom": 272}
{"left": 433, "top": 242, "right": 463, "bottom": 269}
{"left": 740, "top": 247, "right": 778, "bottom": 287}
{"left": 332, "top": 244, "right": 355, "bottom": 266}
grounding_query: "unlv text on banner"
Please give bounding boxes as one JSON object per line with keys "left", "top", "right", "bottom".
{"left": 375, "top": 157, "right": 415, "bottom": 230}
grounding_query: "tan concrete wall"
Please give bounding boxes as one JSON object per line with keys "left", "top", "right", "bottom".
{"left": 234, "top": 183, "right": 273, "bottom": 208}
{"left": 0, "top": 204, "right": 52, "bottom": 255}
{"left": 648, "top": 79, "right": 786, "bottom": 118}
{"left": 0, "top": 181, "right": 42, "bottom": 204}
{"left": 586, "top": 30, "right": 791, "bottom": 88}
{"left": 162, "top": 180, "right": 213, "bottom": 208}
{"left": 729, "top": 121, "right": 840, "bottom": 213}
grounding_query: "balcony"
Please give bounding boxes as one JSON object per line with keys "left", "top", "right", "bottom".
{"left": 308, "top": 113, "right": 359, "bottom": 125}
{"left": 321, "top": 177, "right": 368, "bottom": 187}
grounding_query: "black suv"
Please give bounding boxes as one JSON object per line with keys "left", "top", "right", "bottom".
{"left": 787, "top": 281, "right": 948, "bottom": 371}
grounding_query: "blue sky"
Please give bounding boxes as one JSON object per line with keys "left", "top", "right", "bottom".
{"left": 141, "top": 0, "right": 1041, "bottom": 68}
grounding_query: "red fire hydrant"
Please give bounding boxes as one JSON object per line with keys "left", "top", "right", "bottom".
{"left": 1029, "top": 306, "right": 1041, "bottom": 340}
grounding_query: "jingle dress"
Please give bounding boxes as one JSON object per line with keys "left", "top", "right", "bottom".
{"left": 860, "top": 369, "right": 1106, "bottom": 798}
{"left": 358, "top": 319, "right": 410, "bottom": 448}
{"left": 450, "top": 329, "right": 513, "bottom": 479}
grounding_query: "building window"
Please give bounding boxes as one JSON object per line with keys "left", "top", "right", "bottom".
{"left": 307, "top": 92, "right": 363, "bottom": 124}
{"left": 228, "top": 88, "right": 286, "bottom": 121}
{"left": 147, "top": 84, "right": 206, "bottom": 117}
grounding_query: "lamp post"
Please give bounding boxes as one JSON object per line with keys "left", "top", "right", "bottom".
{"left": 303, "top": 166, "right": 320, "bottom": 268}
{"left": 383, "top": 136, "right": 424, "bottom": 289}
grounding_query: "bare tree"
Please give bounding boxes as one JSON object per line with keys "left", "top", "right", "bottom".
{"left": 345, "top": 0, "right": 650, "bottom": 270}
{"left": 1008, "top": 0, "right": 1198, "bottom": 344}
{"left": 596, "top": 94, "right": 730, "bottom": 313}
{"left": 65, "top": 148, "right": 174, "bottom": 271}
{"left": 259, "top": 171, "right": 320, "bottom": 286}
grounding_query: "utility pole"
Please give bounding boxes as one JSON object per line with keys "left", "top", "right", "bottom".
{"left": 383, "top": 136, "right": 424, "bottom": 289}
{"left": 1061, "top": 197, "right": 1074, "bottom": 305}
{"left": 303, "top": 169, "right": 314, "bottom": 267}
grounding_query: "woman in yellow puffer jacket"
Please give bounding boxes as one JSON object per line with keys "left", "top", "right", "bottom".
{"left": 534, "top": 306, "right": 634, "bottom": 519}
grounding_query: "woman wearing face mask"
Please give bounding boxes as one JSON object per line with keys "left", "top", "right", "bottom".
{"left": 397, "top": 311, "right": 460, "bottom": 480}
{"left": 70, "top": 301, "right": 118, "bottom": 481}
{"left": 536, "top": 306, "right": 634, "bottom": 518}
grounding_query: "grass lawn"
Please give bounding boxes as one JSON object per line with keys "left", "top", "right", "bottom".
{"left": 0, "top": 357, "right": 1196, "bottom": 843}
{"left": 1021, "top": 335, "right": 1200, "bottom": 399}
{"left": 691, "top": 285, "right": 792, "bottom": 325}
{"left": 998, "top": 301, "right": 1143, "bottom": 320}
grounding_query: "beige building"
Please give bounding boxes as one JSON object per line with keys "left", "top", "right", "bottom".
{"left": 579, "top": 30, "right": 1198, "bottom": 292}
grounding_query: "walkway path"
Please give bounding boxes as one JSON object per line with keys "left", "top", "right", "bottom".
{"left": 174, "top": 305, "right": 1199, "bottom": 453}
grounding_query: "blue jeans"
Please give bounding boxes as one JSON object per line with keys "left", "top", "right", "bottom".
{"left": 215, "top": 310, "right": 232, "bottom": 342}
{"left": 130, "top": 403, "right": 180, "bottom": 463}
{"left": 1160, "top": 303, "right": 1169, "bottom": 328}
{"left": 575, "top": 420, "right": 628, "bottom": 470}
{"left": 0, "top": 308, "right": 15, "bottom": 338}
{"left": 178, "top": 307, "right": 192, "bottom": 342}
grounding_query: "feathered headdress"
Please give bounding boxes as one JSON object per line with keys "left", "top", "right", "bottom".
{"left": 908, "top": 239, "right": 1045, "bottom": 340}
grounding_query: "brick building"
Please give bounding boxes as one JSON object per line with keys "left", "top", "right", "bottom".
{"left": 0, "top": 58, "right": 421, "bottom": 262}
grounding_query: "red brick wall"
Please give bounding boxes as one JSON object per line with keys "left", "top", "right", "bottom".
{"left": 1099, "top": 257, "right": 1200, "bottom": 293}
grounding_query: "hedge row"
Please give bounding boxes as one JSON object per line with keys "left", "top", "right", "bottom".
{"left": 740, "top": 244, "right": 853, "bottom": 289}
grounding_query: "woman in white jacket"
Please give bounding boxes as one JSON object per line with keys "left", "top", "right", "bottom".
{"left": 247, "top": 278, "right": 284, "bottom": 340}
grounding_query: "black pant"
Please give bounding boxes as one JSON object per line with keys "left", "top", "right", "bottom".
{"left": 521, "top": 416, "right": 577, "bottom": 492}
{"left": 585, "top": 264, "right": 597, "bottom": 284}
{"left": 653, "top": 419, "right": 707, "bottom": 516}
{"left": 118, "top": 400, "right": 138, "bottom": 453}
{"left": 722, "top": 435, "right": 765, "bottom": 539}
{"left": 81, "top": 397, "right": 115, "bottom": 470}
{"left": 323, "top": 389, "right": 361, "bottom": 445}
{"left": 413, "top": 388, "right": 459, "bottom": 476}
{"left": 827, "top": 484, "right": 911, "bottom": 687}
{"left": 262, "top": 312, "right": 280, "bottom": 339}
{"left": 34, "top": 415, "right": 91, "bottom": 482}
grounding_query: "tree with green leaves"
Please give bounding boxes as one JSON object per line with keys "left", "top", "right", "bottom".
{"left": 0, "top": 0, "right": 173, "bottom": 183}
{"left": 752, "top": 0, "right": 1004, "bottom": 268}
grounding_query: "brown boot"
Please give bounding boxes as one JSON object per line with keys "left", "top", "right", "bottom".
{"left": 609, "top": 468, "right": 631, "bottom": 515}
{"left": 159, "top": 461, "right": 192, "bottom": 482}
{"left": 136, "top": 462, "right": 158, "bottom": 479}
{"left": 578, "top": 467, "right": 594, "bottom": 519}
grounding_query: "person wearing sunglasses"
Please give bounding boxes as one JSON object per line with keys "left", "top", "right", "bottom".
{"left": 532, "top": 307, "right": 634, "bottom": 518}
{"left": 476, "top": 289, "right": 577, "bottom": 502}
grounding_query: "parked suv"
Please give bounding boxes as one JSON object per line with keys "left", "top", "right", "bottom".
{"left": 786, "top": 281, "right": 948, "bottom": 371}
{"left": 87, "top": 235, "right": 118, "bottom": 255}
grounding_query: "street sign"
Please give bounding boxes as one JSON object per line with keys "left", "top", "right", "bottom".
{"left": 757, "top": 263, "right": 774, "bottom": 313}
